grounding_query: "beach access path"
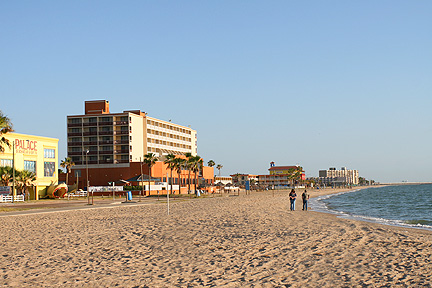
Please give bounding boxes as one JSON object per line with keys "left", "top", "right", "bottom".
{"left": 0, "top": 188, "right": 431, "bottom": 287}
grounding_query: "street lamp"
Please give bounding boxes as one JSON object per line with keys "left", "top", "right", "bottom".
{"left": 85, "top": 149, "right": 92, "bottom": 205}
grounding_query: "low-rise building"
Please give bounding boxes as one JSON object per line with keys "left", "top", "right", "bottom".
{"left": 258, "top": 165, "right": 306, "bottom": 188}
{"left": 0, "top": 132, "right": 59, "bottom": 199}
{"left": 230, "top": 174, "right": 258, "bottom": 186}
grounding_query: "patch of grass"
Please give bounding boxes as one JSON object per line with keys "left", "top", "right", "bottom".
{"left": 0, "top": 207, "right": 33, "bottom": 213}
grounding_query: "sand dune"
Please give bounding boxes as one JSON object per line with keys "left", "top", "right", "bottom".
{"left": 0, "top": 189, "right": 431, "bottom": 287}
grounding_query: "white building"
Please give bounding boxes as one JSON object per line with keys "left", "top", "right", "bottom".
{"left": 319, "top": 167, "right": 359, "bottom": 186}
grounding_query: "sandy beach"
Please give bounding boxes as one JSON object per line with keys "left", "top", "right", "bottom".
{"left": 1, "top": 188, "right": 431, "bottom": 287}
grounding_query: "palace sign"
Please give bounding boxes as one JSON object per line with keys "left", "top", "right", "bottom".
{"left": 14, "top": 139, "right": 38, "bottom": 155}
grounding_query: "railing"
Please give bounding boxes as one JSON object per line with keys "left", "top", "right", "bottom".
{"left": 99, "top": 141, "right": 113, "bottom": 145}
{"left": 114, "top": 121, "right": 128, "bottom": 125}
{"left": 67, "top": 132, "right": 82, "bottom": 136}
{"left": 98, "top": 121, "right": 113, "bottom": 126}
{"left": 113, "top": 140, "right": 129, "bottom": 144}
{"left": 99, "top": 151, "right": 114, "bottom": 154}
{"left": 114, "top": 160, "right": 129, "bottom": 164}
{"left": 83, "top": 132, "right": 97, "bottom": 136}
{"left": 113, "top": 130, "right": 129, "bottom": 135}
{"left": 83, "top": 141, "right": 98, "bottom": 146}
{"left": 0, "top": 195, "right": 25, "bottom": 203}
{"left": 67, "top": 123, "right": 82, "bottom": 127}
{"left": 99, "top": 131, "right": 113, "bottom": 135}
{"left": 68, "top": 152, "right": 82, "bottom": 156}
{"left": 68, "top": 142, "right": 83, "bottom": 146}
{"left": 114, "top": 150, "right": 129, "bottom": 154}
{"left": 83, "top": 122, "right": 98, "bottom": 126}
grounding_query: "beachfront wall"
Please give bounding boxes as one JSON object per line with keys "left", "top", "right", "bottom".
{"left": 0, "top": 132, "right": 59, "bottom": 200}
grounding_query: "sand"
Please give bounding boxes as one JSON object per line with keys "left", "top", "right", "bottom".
{"left": 0, "top": 188, "right": 431, "bottom": 287}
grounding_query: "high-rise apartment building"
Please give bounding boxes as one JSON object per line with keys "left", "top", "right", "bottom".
{"left": 66, "top": 100, "right": 198, "bottom": 187}
{"left": 319, "top": 167, "right": 359, "bottom": 186}
{"left": 67, "top": 100, "right": 197, "bottom": 166}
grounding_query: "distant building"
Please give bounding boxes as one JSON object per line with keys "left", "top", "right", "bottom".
{"left": 230, "top": 174, "right": 258, "bottom": 186}
{"left": 214, "top": 176, "right": 232, "bottom": 185}
{"left": 258, "top": 165, "right": 306, "bottom": 188}
{"left": 319, "top": 167, "right": 359, "bottom": 186}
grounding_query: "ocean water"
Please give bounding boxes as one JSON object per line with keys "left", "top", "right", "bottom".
{"left": 309, "top": 184, "right": 432, "bottom": 230}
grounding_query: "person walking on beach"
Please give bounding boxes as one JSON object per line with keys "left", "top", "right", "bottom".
{"left": 302, "top": 189, "right": 310, "bottom": 211}
{"left": 289, "top": 189, "right": 297, "bottom": 211}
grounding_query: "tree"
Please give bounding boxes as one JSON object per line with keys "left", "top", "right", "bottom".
{"left": 60, "top": 157, "right": 75, "bottom": 185}
{"left": 190, "top": 155, "right": 203, "bottom": 195}
{"left": 207, "top": 160, "right": 215, "bottom": 168}
{"left": 16, "top": 170, "right": 36, "bottom": 200}
{"left": 185, "top": 152, "right": 193, "bottom": 193}
{"left": 0, "top": 166, "right": 13, "bottom": 186}
{"left": 164, "top": 154, "right": 176, "bottom": 194}
{"left": 216, "top": 164, "right": 223, "bottom": 177}
{"left": 0, "top": 110, "right": 13, "bottom": 153}
{"left": 173, "top": 157, "right": 186, "bottom": 195}
{"left": 143, "top": 153, "right": 158, "bottom": 195}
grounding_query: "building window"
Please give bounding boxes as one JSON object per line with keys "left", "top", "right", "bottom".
{"left": 44, "top": 162, "right": 55, "bottom": 177}
{"left": 0, "top": 159, "right": 13, "bottom": 167}
{"left": 44, "top": 149, "right": 55, "bottom": 159}
{"left": 24, "top": 161, "right": 36, "bottom": 173}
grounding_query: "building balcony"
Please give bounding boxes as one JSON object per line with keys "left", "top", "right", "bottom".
{"left": 68, "top": 142, "right": 83, "bottom": 146}
{"left": 68, "top": 152, "right": 83, "bottom": 156}
{"left": 88, "top": 160, "right": 98, "bottom": 164}
{"left": 99, "top": 131, "right": 113, "bottom": 135}
{"left": 83, "top": 141, "right": 98, "bottom": 146}
{"left": 114, "top": 150, "right": 129, "bottom": 154}
{"left": 99, "top": 121, "right": 113, "bottom": 126}
{"left": 113, "top": 130, "right": 129, "bottom": 135}
{"left": 114, "top": 159, "right": 129, "bottom": 164}
{"left": 113, "top": 140, "right": 129, "bottom": 144}
{"left": 99, "top": 159, "right": 114, "bottom": 164}
{"left": 73, "top": 161, "right": 83, "bottom": 165}
{"left": 114, "top": 121, "right": 128, "bottom": 125}
{"left": 67, "top": 123, "right": 82, "bottom": 127}
{"left": 99, "top": 140, "right": 113, "bottom": 145}
{"left": 83, "top": 122, "right": 98, "bottom": 127}
{"left": 67, "top": 132, "right": 82, "bottom": 136}
{"left": 83, "top": 132, "right": 98, "bottom": 136}
{"left": 99, "top": 151, "right": 114, "bottom": 155}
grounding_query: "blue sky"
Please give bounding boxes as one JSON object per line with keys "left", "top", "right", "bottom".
{"left": 1, "top": 1, "right": 431, "bottom": 183}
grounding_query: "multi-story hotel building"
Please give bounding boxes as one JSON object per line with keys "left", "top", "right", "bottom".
{"left": 0, "top": 132, "right": 59, "bottom": 199}
{"left": 319, "top": 167, "right": 359, "bottom": 186}
{"left": 67, "top": 100, "right": 204, "bottom": 189}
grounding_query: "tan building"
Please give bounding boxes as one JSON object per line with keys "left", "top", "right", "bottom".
{"left": 67, "top": 100, "right": 201, "bottom": 188}
{"left": 68, "top": 100, "right": 197, "bottom": 166}
{"left": 319, "top": 167, "right": 359, "bottom": 186}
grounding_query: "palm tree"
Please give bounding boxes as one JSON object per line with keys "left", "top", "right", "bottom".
{"left": 60, "top": 157, "right": 75, "bottom": 185}
{"left": 185, "top": 152, "right": 193, "bottom": 194}
{"left": 216, "top": 164, "right": 223, "bottom": 177}
{"left": 173, "top": 157, "right": 186, "bottom": 195}
{"left": 164, "top": 154, "right": 176, "bottom": 194}
{"left": 190, "top": 155, "right": 202, "bottom": 195}
{"left": 0, "top": 110, "right": 13, "bottom": 153}
{"left": 143, "top": 152, "right": 158, "bottom": 196}
{"left": 16, "top": 170, "right": 36, "bottom": 200}
{"left": 207, "top": 160, "right": 215, "bottom": 168}
{"left": 0, "top": 166, "right": 13, "bottom": 186}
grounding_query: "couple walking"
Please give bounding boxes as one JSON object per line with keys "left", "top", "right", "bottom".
{"left": 289, "top": 189, "right": 310, "bottom": 211}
